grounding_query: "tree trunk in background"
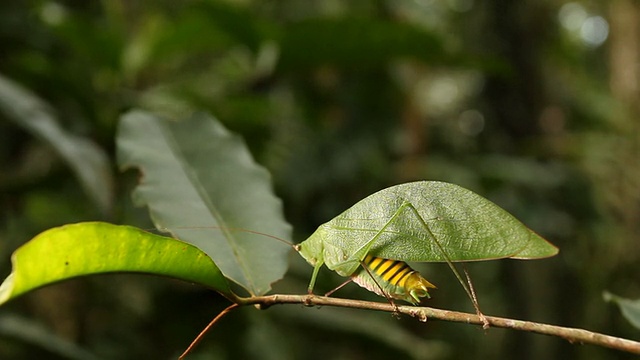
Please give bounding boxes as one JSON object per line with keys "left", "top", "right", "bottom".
{"left": 483, "top": 0, "right": 551, "bottom": 146}
{"left": 607, "top": 0, "right": 640, "bottom": 233}
{"left": 481, "top": 1, "right": 557, "bottom": 359}
{"left": 609, "top": 0, "right": 639, "bottom": 107}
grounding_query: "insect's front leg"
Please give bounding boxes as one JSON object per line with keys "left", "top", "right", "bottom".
{"left": 307, "top": 259, "right": 324, "bottom": 294}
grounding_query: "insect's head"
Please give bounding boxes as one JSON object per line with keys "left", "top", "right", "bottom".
{"left": 406, "top": 272, "right": 437, "bottom": 304}
{"left": 295, "top": 227, "right": 325, "bottom": 267}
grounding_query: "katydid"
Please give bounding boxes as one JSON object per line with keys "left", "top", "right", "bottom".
{"left": 294, "top": 181, "right": 558, "bottom": 312}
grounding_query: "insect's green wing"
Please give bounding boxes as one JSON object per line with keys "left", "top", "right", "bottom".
{"left": 299, "top": 181, "right": 558, "bottom": 272}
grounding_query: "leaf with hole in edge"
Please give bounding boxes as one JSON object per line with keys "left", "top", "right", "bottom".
{"left": 0, "top": 222, "right": 231, "bottom": 305}
{"left": 116, "top": 110, "right": 292, "bottom": 296}
{"left": 604, "top": 291, "right": 640, "bottom": 330}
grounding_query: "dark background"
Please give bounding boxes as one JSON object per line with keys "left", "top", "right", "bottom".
{"left": 0, "top": 1, "right": 638, "bottom": 359}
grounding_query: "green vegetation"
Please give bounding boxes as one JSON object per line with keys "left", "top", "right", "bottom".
{"left": 0, "top": 1, "right": 638, "bottom": 359}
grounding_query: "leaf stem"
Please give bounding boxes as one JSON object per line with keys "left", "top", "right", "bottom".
{"left": 235, "top": 294, "right": 640, "bottom": 355}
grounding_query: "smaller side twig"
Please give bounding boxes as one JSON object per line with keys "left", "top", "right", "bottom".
{"left": 179, "top": 303, "right": 240, "bottom": 360}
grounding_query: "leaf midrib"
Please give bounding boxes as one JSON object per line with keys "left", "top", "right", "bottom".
{"left": 158, "top": 121, "right": 257, "bottom": 295}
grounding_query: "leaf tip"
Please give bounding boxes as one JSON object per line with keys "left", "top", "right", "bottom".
{"left": 0, "top": 273, "right": 15, "bottom": 305}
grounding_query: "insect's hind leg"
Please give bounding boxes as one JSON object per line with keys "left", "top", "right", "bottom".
{"left": 463, "top": 264, "right": 489, "bottom": 329}
{"left": 323, "top": 278, "right": 354, "bottom": 297}
{"left": 323, "top": 260, "right": 401, "bottom": 314}
{"left": 400, "top": 201, "right": 489, "bottom": 328}
{"left": 358, "top": 259, "right": 400, "bottom": 315}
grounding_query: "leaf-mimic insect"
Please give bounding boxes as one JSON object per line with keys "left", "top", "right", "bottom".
{"left": 295, "top": 181, "right": 558, "bottom": 306}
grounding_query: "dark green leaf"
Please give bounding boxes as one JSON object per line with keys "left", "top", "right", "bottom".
{"left": 0, "top": 314, "right": 102, "bottom": 360}
{"left": 116, "top": 110, "right": 292, "bottom": 296}
{"left": 278, "top": 18, "right": 444, "bottom": 71}
{"left": 0, "top": 74, "right": 113, "bottom": 214}
{"left": 604, "top": 291, "right": 640, "bottom": 330}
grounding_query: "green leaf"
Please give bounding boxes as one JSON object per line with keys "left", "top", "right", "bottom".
{"left": 278, "top": 17, "right": 444, "bottom": 71}
{"left": 604, "top": 291, "right": 640, "bottom": 330}
{"left": 116, "top": 110, "right": 292, "bottom": 296}
{"left": 0, "top": 314, "right": 101, "bottom": 360}
{"left": 299, "top": 181, "right": 557, "bottom": 275}
{"left": 0, "top": 222, "right": 230, "bottom": 305}
{"left": 0, "top": 74, "right": 113, "bottom": 214}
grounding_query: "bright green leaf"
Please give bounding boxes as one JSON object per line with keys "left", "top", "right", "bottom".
{"left": 0, "top": 74, "right": 113, "bottom": 214}
{"left": 116, "top": 110, "right": 292, "bottom": 296}
{"left": 604, "top": 291, "right": 640, "bottom": 330}
{"left": 0, "top": 222, "right": 230, "bottom": 305}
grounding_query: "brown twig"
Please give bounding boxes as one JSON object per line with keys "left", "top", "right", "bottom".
{"left": 179, "top": 303, "right": 240, "bottom": 360}
{"left": 235, "top": 293, "right": 640, "bottom": 355}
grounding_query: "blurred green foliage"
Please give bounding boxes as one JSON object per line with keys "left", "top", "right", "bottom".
{"left": 0, "top": 0, "right": 638, "bottom": 359}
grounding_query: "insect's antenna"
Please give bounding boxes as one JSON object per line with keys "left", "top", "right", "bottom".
{"left": 179, "top": 303, "right": 240, "bottom": 360}
{"left": 152, "top": 226, "right": 295, "bottom": 248}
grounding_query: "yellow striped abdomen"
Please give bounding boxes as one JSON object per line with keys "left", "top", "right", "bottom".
{"left": 351, "top": 255, "right": 436, "bottom": 305}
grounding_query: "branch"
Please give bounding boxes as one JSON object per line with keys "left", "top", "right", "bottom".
{"left": 236, "top": 293, "right": 640, "bottom": 355}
